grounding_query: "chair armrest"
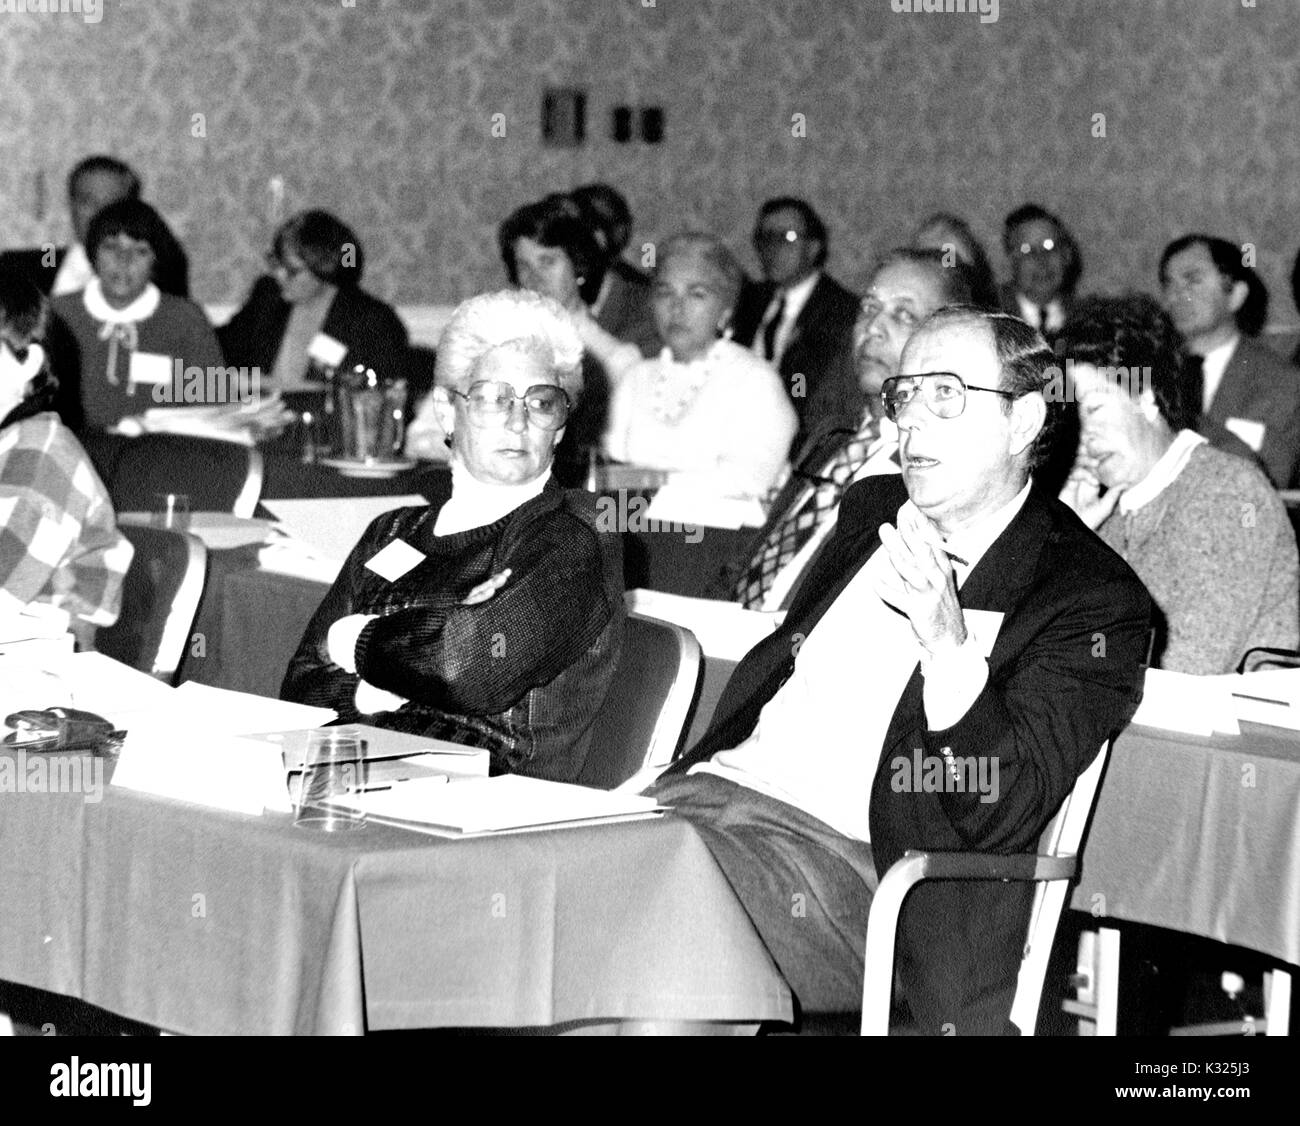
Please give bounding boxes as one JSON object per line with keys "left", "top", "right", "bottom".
{"left": 904, "top": 850, "right": 1077, "bottom": 883}
{"left": 860, "top": 848, "right": 1078, "bottom": 1035}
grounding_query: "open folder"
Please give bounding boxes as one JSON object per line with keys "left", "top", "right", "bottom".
{"left": 328, "top": 774, "right": 664, "bottom": 838}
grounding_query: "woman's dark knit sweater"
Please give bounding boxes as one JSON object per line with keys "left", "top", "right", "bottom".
{"left": 280, "top": 479, "right": 624, "bottom": 782}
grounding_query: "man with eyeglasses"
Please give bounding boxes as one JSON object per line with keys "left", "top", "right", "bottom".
{"left": 731, "top": 197, "right": 861, "bottom": 448}
{"left": 649, "top": 306, "right": 1149, "bottom": 1033}
{"left": 999, "top": 203, "right": 1082, "bottom": 344}
{"left": 1158, "top": 233, "right": 1300, "bottom": 488}
{"left": 723, "top": 248, "right": 978, "bottom": 610}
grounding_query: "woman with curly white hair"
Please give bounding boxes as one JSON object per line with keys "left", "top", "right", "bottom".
{"left": 282, "top": 289, "right": 624, "bottom": 782}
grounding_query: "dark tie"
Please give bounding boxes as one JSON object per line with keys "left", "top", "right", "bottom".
{"left": 1038, "top": 305, "right": 1052, "bottom": 333}
{"left": 761, "top": 294, "right": 786, "bottom": 362}
{"left": 734, "top": 416, "right": 881, "bottom": 609}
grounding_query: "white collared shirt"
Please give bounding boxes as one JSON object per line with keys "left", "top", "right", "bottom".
{"left": 1014, "top": 293, "right": 1065, "bottom": 335}
{"left": 51, "top": 243, "right": 94, "bottom": 297}
{"left": 696, "top": 480, "right": 1031, "bottom": 841}
{"left": 752, "top": 270, "right": 820, "bottom": 365}
{"left": 1199, "top": 334, "right": 1239, "bottom": 413}
{"left": 1116, "top": 429, "right": 1205, "bottom": 516}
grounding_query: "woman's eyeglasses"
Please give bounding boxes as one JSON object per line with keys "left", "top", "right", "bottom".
{"left": 880, "top": 372, "right": 1015, "bottom": 421}
{"left": 449, "top": 381, "right": 571, "bottom": 430}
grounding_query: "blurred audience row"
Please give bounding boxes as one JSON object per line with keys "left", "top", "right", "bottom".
{"left": 4, "top": 153, "right": 1300, "bottom": 679}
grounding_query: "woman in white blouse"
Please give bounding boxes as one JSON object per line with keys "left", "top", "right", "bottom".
{"left": 603, "top": 233, "right": 796, "bottom": 498}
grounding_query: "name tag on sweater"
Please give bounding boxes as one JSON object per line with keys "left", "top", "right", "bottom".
{"left": 129, "top": 352, "right": 172, "bottom": 385}
{"left": 1225, "top": 417, "right": 1265, "bottom": 453}
{"left": 365, "top": 539, "right": 425, "bottom": 581}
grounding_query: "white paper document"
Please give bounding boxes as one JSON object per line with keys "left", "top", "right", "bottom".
{"left": 626, "top": 589, "right": 784, "bottom": 661}
{"left": 168, "top": 682, "right": 336, "bottom": 735}
{"left": 111, "top": 729, "right": 290, "bottom": 815}
{"left": 331, "top": 773, "right": 664, "bottom": 837}
{"left": 1128, "top": 668, "right": 1240, "bottom": 736}
{"left": 262, "top": 496, "right": 427, "bottom": 580}
{"left": 119, "top": 512, "right": 279, "bottom": 551}
{"left": 644, "top": 480, "right": 767, "bottom": 530}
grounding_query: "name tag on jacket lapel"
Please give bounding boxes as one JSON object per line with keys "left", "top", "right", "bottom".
{"left": 961, "top": 609, "right": 1004, "bottom": 659}
{"left": 365, "top": 539, "right": 425, "bottom": 581}
{"left": 1224, "top": 417, "right": 1265, "bottom": 453}
{"left": 307, "top": 332, "right": 348, "bottom": 368}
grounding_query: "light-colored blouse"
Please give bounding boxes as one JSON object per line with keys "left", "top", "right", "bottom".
{"left": 603, "top": 338, "right": 797, "bottom": 498}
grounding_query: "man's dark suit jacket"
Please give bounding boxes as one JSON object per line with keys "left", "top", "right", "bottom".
{"left": 1201, "top": 335, "right": 1300, "bottom": 488}
{"left": 732, "top": 272, "right": 861, "bottom": 446}
{"left": 997, "top": 284, "right": 1075, "bottom": 348}
{"left": 217, "top": 275, "right": 409, "bottom": 384}
{"left": 0, "top": 237, "right": 190, "bottom": 300}
{"left": 672, "top": 474, "right": 1151, "bottom": 1033}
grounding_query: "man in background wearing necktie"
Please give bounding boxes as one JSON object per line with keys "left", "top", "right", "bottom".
{"left": 723, "top": 248, "right": 982, "bottom": 610}
{"left": 998, "top": 203, "right": 1082, "bottom": 347}
{"left": 730, "top": 197, "right": 861, "bottom": 451}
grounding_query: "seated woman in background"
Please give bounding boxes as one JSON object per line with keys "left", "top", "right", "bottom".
{"left": 908, "top": 211, "right": 1001, "bottom": 311}
{"left": 218, "top": 209, "right": 409, "bottom": 395}
{"left": 282, "top": 289, "right": 624, "bottom": 783}
{"left": 407, "top": 194, "right": 647, "bottom": 479}
{"left": 603, "top": 232, "right": 797, "bottom": 499}
{"left": 1058, "top": 293, "right": 1298, "bottom": 673}
{"left": 47, "top": 199, "right": 223, "bottom": 434}
{"left": 0, "top": 272, "right": 132, "bottom": 647}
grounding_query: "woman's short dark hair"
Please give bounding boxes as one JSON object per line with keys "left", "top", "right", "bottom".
{"left": 273, "top": 210, "right": 364, "bottom": 288}
{"left": 1056, "top": 293, "right": 1198, "bottom": 432}
{"left": 85, "top": 198, "right": 176, "bottom": 264}
{"left": 498, "top": 194, "right": 607, "bottom": 307}
{"left": 0, "top": 269, "right": 57, "bottom": 423}
{"left": 1158, "top": 234, "right": 1269, "bottom": 337}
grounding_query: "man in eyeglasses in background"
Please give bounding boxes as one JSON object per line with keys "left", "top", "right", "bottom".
{"left": 731, "top": 196, "right": 861, "bottom": 450}
{"left": 648, "top": 305, "right": 1150, "bottom": 1034}
{"left": 722, "top": 248, "right": 980, "bottom": 610}
{"left": 999, "top": 203, "right": 1082, "bottom": 345}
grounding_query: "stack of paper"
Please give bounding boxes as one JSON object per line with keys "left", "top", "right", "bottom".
{"left": 330, "top": 773, "right": 664, "bottom": 837}
{"left": 118, "top": 512, "right": 279, "bottom": 551}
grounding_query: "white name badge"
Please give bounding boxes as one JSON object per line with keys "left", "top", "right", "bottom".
{"left": 364, "top": 539, "right": 425, "bottom": 582}
{"left": 128, "top": 352, "right": 173, "bottom": 385}
{"left": 307, "top": 333, "right": 348, "bottom": 368}
{"left": 1225, "top": 417, "right": 1266, "bottom": 453}
{"left": 961, "top": 609, "right": 1005, "bottom": 659}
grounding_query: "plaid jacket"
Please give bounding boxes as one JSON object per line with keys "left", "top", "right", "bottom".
{"left": 0, "top": 412, "right": 133, "bottom": 626}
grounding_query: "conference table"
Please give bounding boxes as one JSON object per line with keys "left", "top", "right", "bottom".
{"left": 0, "top": 743, "right": 792, "bottom": 1035}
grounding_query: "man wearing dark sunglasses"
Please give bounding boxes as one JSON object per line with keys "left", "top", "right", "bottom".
{"left": 651, "top": 306, "right": 1149, "bottom": 1034}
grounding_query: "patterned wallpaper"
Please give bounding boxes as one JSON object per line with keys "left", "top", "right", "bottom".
{"left": 1, "top": 0, "right": 1297, "bottom": 326}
